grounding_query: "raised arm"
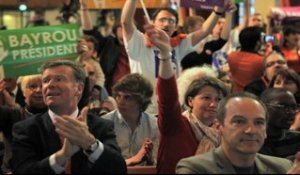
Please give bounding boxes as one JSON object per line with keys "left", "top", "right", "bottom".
{"left": 79, "top": 0, "right": 93, "bottom": 30}
{"left": 121, "top": 0, "right": 138, "bottom": 42}
{"left": 143, "top": 17, "right": 173, "bottom": 79}
{"left": 190, "top": 0, "right": 234, "bottom": 46}
{"left": 220, "top": 5, "right": 236, "bottom": 40}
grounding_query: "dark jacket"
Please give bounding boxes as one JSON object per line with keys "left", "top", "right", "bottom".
{"left": 11, "top": 112, "right": 127, "bottom": 174}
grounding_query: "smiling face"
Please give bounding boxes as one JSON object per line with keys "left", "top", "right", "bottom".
{"left": 23, "top": 76, "right": 46, "bottom": 109}
{"left": 153, "top": 10, "right": 177, "bottom": 37}
{"left": 42, "top": 65, "right": 83, "bottom": 115}
{"left": 220, "top": 97, "right": 267, "bottom": 156}
{"left": 188, "top": 86, "right": 223, "bottom": 126}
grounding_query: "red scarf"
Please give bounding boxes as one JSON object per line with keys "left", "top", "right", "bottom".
{"left": 145, "top": 33, "right": 187, "bottom": 48}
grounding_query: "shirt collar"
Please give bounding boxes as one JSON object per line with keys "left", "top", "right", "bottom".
{"left": 48, "top": 108, "right": 79, "bottom": 123}
{"left": 116, "top": 110, "right": 144, "bottom": 126}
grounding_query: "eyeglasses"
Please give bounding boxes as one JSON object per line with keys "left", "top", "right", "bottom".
{"left": 157, "top": 17, "right": 176, "bottom": 25}
{"left": 266, "top": 103, "right": 299, "bottom": 113}
{"left": 265, "top": 60, "right": 286, "bottom": 68}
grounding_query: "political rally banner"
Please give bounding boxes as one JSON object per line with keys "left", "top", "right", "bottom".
{"left": 0, "top": 24, "right": 80, "bottom": 78}
{"left": 179, "top": 0, "right": 224, "bottom": 10}
{"left": 86, "top": 0, "right": 162, "bottom": 9}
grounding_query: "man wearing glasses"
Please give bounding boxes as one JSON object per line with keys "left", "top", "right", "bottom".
{"left": 245, "top": 51, "right": 288, "bottom": 96}
{"left": 121, "top": 0, "right": 235, "bottom": 114}
{"left": 260, "top": 88, "right": 300, "bottom": 161}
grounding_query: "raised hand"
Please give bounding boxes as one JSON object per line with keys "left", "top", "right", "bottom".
{"left": 143, "top": 17, "right": 171, "bottom": 55}
{"left": 225, "top": 0, "right": 237, "bottom": 13}
{"left": 54, "top": 107, "right": 96, "bottom": 150}
{"left": 125, "top": 138, "right": 154, "bottom": 166}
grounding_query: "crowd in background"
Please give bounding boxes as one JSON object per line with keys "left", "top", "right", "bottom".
{"left": 0, "top": 0, "right": 300, "bottom": 174}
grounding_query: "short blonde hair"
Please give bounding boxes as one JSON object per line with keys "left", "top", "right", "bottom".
{"left": 20, "top": 74, "right": 42, "bottom": 92}
{"left": 177, "top": 65, "right": 217, "bottom": 105}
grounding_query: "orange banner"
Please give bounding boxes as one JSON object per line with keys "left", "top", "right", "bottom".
{"left": 86, "top": 0, "right": 162, "bottom": 9}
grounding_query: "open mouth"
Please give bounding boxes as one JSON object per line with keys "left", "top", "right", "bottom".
{"left": 46, "top": 92, "right": 60, "bottom": 97}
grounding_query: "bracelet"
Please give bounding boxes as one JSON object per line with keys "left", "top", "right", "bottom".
{"left": 158, "top": 52, "right": 172, "bottom": 60}
{"left": 159, "top": 58, "right": 171, "bottom": 61}
{"left": 213, "top": 10, "right": 223, "bottom": 16}
{"left": 81, "top": 8, "right": 88, "bottom": 11}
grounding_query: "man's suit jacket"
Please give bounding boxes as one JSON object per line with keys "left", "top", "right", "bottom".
{"left": 11, "top": 112, "right": 127, "bottom": 174}
{"left": 176, "top": 147, "right": 293, "bottom": 174}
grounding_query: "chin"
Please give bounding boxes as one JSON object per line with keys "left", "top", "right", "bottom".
{"left": 239, "top": 148, "right": 260, "bottom": 155}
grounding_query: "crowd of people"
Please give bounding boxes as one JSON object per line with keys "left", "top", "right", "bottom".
{"left": 0, "top": 0, "right": 300, "bottom": 174}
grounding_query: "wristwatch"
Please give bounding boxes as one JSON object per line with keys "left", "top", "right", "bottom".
{"left": 84, "top": 139, "right": 99, "bottom": 154}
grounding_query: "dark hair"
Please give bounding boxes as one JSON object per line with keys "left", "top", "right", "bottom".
{"left": 41, "top": 60, "right": 86, "bottom": 84}
{"left": 217, "top": 92, "right": 268, "bottom": 124}
{"left": 269, "top": 68, "right": 300, "bottom": 91}
{"left": 283, "top": 26, "right": 300, "bottom": 47}
{"left": 151, "top": 8, "right": 179, "bottom": 25}
{"left": 260, "top": 88, "right": 294, "bottom": 105}
{"left": 184, "top": 76, "right": 228, "bottom": 108}
{"left": 239, "top": 26, "right": 263, "bottom": 52}
{"left": 269, "top": 68, "right": 300, "bottom": 104}
{"left": 112, "top": 73, "right": 153, "bottom": 112}
{"left": 81, "top": 35, "right": 99, "bottom": 54}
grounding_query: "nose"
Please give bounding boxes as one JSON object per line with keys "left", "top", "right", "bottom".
{"left": 244, "top": 123, "right": 256, "bottom": 134}
{"left": 209, "top": 99, "right": 219, "bottom": 108}
{"left": 34, "top": 86, "right": 43, "bottom": 92}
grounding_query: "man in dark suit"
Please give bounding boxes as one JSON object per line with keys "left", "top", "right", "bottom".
{"left": 176, "top": 92, "right": 300, "bottom": 174}
{"left": 11, "top": 60, "right": 127, "bottom": 174}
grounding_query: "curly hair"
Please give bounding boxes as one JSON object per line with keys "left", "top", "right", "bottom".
{"left": 112, "top": 73, "right": 153, "bottom": 112}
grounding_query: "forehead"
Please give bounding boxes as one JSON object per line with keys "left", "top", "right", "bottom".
{"left": 266, "top": 53, "right": 284, "bottom": 62}
{"left": 155, "top": 10, "right": 176, "bottom": 20}
{"left": 225, "top": 97, "right": 266, "bottom": 120}
{"left": 26, "top": 77, "right": 42, "bottom": 84}
{"left": 268, "top": 92, "right": 296, "bottom": 104}
{"left": 251, "top": 15, "right": 262, "bottom": 21}
{"left": 197, "top": 85, "right": 222, "bottom": 95}
{"left": 42, "top": 65, "right": 73, "bottom": 76}
{"left": 218, "top": 18, "right": 225, "bottom": 24}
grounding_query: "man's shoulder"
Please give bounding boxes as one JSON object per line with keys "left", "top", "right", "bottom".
{"left": 179, "top": 149, "right": 216, "bottom": 166}
{"left": 13, "top": 112, "right": 48, "bottom": 132}
{"left": 256, "top": 153, "right": 293, "bottom": 170}
{"left": 176, "top": 150, "right": 217, "bottom": 174}
{"left": 143, "top": 112, "right": 157, "bottom": 121}
{"left": 15, "top": 112, "right": 47, "bottom": 124}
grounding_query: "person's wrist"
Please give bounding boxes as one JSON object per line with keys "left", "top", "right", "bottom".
{"left": 84, "top": 138, "right": 98, "bottom": 154}
{"left": 214, "top": 6, "right": 224, "bottom": 15}
{"left": 159, "top": 50, "right": 172, "bottom": 59}
{"left": 55, "top": 150, "right": 69, "bottom": 166}
{"left": 213, "top": 9, "right": 224, "bottom": 16}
